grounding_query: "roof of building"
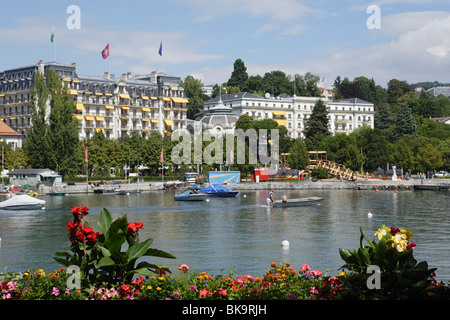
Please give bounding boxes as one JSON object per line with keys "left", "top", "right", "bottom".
{"left": 0, "top": 121, "right": 22, "bottom": 137}
{"left": 206, "top": 92, "right": 265, "bottom": 104}
{"left": 331, "top": 98, "right": 372, "bottom": 105}
{"left": 7, "top": 168, "right": 53, "bottom": 176}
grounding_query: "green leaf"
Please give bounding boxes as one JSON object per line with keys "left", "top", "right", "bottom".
{"left": 95, "top": 256, "right": 117, "bottom": 268}
{"left": 98, "top": 208, "right": 113, "bottom": 237}
{"left": 54, "top": 251, "right": 72, "bottom": 258}
{"left": 127, "top": 239, "right": 153, "bottom": 262}
{"left": 357, "top": 248, "right": 371, "bottom": 267}
{"left": 104, "top": 231, "right": 126, "bottom": 253}
{"left": 53, "top": 257, "right": 72, "bottom": 267}
{"left": 126, "top": 267, "right": 158, "bottom": 278}
{"left": 145, "top": 248, "right": 176, "bottom": 259}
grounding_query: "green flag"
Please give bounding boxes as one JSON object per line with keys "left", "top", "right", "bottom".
{"left": 50, "top": 25, "right": 55, "bottom": 43}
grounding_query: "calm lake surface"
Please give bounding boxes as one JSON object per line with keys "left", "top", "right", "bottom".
{"left": 0, "top": 189, "right": 449, "bottom": 281}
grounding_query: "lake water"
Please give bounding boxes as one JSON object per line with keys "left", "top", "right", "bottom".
{"left": 0, "top": 189, "right": 449, "bottom": 281}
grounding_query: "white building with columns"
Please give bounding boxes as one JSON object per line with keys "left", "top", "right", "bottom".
{"left": 203, "top": 92, "right": 374, "bottom": 138}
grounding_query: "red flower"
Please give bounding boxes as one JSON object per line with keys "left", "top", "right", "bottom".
{"left": 127, "top": 222, "right": 143, "bottom": 234}
{"left": 71, "top": 205, "right": 90, "bottom": 221}
{"left": 67, "top": 220, "right": 99, "bottom": 244}
{"left": 390, "top": 227, "right": 400, "bottom": 236}
{"left": 407, "top": 241, "right": 417, "bottom": 251}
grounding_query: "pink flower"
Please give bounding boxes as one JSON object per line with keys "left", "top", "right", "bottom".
{"left": 178, "top": 264, "right": 190, "bottom": 273}
{"left": 309, "top": 286, "right": 319, "bottom": 295}
{"left": 199, "top": 289, "right": 212, "bottom": 297}
{"left": 307, "top": 270, "right": 323, "bottom": 278}
{"left": 214, "top": 288, "right": 227, "bottom": 297}
{"left": 52, "top": 287, "right": 60, "bottom": 296}
{"left": 300, "top": 264, "right": 311, "bottom": 272}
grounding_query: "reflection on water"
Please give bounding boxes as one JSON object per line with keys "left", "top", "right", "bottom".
{"left": 0, "top": 189, "right": 449, "bottom": 281}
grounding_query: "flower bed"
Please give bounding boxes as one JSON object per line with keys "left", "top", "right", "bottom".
{"left": 1, "top": 205, "right": 449, "bottom": 300}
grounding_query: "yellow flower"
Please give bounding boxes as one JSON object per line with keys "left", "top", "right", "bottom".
{"left": 392, "top": 233, "right": 409, "bottom": 252}
{"left": 374, "top": 225, "right": 390, "bottom": 240}
{"left": 158, "top": 277, "right": 165, "bottom": 282}
{"left": 146, "top": 286, "right": 152, "bottom": 290}
{"left": 156, "top": 287, "right": 161, "bottom": 291}
{"left": 339, "top": 271, "right": 346, "bottom": 277}
{"left": 400, "top": 228, "right": 414, "bottom": 240}
{"left": 197, "top": 276, "right": 204, "bottom": 280}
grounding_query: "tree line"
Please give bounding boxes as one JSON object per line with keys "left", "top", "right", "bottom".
{"left": 2, "top": 62, "right": 449, "bottom": 180}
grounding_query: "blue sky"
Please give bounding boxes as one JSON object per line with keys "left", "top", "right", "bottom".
{"left": 1, "top": 0, "right": 450, "bottom": 88}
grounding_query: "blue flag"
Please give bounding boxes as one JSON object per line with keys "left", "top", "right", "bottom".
{"left": 158, "top": 41, "right": 162, "bottom": 56}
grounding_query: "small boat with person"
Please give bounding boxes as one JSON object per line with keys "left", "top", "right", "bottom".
{"left": 174, "top": 190, "right": 207, "bottom": 201}
{"left": 266, "top": 196, "right": 324, "bottom": 208}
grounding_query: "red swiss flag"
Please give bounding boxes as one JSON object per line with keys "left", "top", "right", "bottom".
{"left": 101, "top": 44, "right": 109, "bottom": 59}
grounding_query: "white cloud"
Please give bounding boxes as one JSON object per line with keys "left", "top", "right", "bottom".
{"left": 303, "top": 12, "right": 450, "bottom": 86}
{"left": 182, "top": 0, "right": 311, "bottom": 35}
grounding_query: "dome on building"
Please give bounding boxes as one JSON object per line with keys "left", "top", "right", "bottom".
{"left": 200, "top": 97, "right": 238, "bottom": 135}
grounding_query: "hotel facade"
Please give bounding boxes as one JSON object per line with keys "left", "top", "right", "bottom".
{"left": 0, "top": 60, "right": 188, "bottom": 140}
{"left": 203, "top": 92, "right": 375, "bottom": 139}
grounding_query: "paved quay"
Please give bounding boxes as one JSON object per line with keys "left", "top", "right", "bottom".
{"left": 41, "top": 178, "right": 450, "bottom": 194}
{"left": 228, "top": 179, "right": 450, "bottom": 191}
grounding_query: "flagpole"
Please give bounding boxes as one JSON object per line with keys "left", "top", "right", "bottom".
{"left": 161, "top": 147, "right": 164, "bottom": 185}
{"left": 85, "top": 146, "right": 89, "bottom": 193}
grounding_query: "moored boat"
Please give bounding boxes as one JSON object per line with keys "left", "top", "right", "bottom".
{"left": 174, "top": 190, "right": 207, "bottom": 201}
{"left": 103, "top": 188, "right": 128, "bottom": 195}
{"left": 267, "top": 197, "right": 323, "bottom": 208}
{"left": 0, "top": 194, "right": 46, "bottom": 210}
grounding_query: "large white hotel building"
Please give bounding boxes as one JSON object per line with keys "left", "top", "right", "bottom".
{"left": 203, "top": 92, "right": 375, "bottom": 139}
{"left": 0, "top": 60, "right": 188, "bottom": 140}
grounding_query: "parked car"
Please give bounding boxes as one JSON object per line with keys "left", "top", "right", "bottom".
{"left": 435, "top": 171, "right": 448, "bottom": 177}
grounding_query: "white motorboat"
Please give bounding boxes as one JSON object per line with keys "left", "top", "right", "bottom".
{"left": 0, "top": 194, "right": 46, "bottom": 210}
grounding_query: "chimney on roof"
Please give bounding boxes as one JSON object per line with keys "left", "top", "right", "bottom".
{"left": 71, "top": 62, "right": 77, "bottom": 72}
{"left": 38, "top": 60, "right": 44, "bottom": 74}
{"left": 104, "top": 72, "right": 110, "bottom": 80}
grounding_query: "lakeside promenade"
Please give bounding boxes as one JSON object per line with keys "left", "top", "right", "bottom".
{"left": 40, "top": 178, "right": 450, "bottom": 194}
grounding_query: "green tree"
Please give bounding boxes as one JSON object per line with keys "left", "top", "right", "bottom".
{"left": 262, "top": 70, "right": 292, "bottom": 96}
{"left": 317, "top": 134, "right": 363, "bottom": 171}
{"left": 141, "top": 131, "right": 164, "bottom": 174}
{"left": 417, "top": 117, "right": 450, "bottom": 140}
{"left": 227, "top": 58, "right": 248, "bottom": 90}
{"left": 387, "top": 79, "right": 412, "bottom": 104}
{"left": 247, "top": 75, "right": 265, "bottom": 95}
{"left": 392, "top": 136, "right": 415, "bottom": 172}
{"left": 24, "top": 71, "right": 51, "bottom": 169}
{"left": 394, "top": 104, "right": 417, "bottom": 140}
{"left": 287, "top": 139, "right": 309, "bottom": 179}
{"left": 415, "top": 143, "right": 445, "bottom": 172}
{"left": 352, "top": 126, "right": 392, "bottom": 172}
{"left": 1, "top": 142, "right": 27, "bottom": 170}
{"left": 303, "top": 99, "right": 330, "bottom": 150}
{"left": 46, "top": 70, "right": 79, "bottom": 177}
{"left": 374, "top": 103, "right": 395, "bottom": 130}
{"left": 182, "top": 76, "right": 205, "bottom": 120}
